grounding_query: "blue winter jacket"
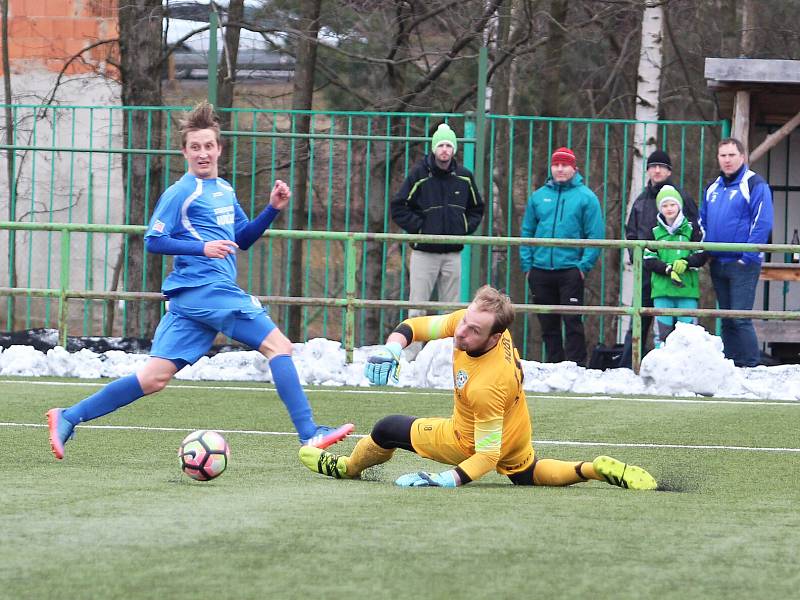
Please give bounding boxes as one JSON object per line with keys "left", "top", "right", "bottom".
{"left": 699, "top": 164, "right": 773, "bottom": 264}
{"left": 519, "top": 173, "right": 605, "bottom": 273}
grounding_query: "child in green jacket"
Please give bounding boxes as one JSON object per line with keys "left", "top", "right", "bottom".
{"left": 643, "top": 185, "right": 707, "bottom": 345}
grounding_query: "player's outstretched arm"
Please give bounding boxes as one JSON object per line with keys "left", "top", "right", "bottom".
{"left": 364, "top": 332, "right": 406, "bottom": 386}
{"left": 269, "top": 179, "right": 291, "bottom": 210}
{"left": 235, "top": 180, "right": 292, "bottom": 251}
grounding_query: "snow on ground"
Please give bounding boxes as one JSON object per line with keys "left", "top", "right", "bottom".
{"left": 1, "top": 323, "right": 799, "bottom": 400}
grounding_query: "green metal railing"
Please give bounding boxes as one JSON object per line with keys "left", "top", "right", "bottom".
{"left": 1, "top": 103, "right": 730, "bottom": 356}
{"left": 2, "top": 221, "right": 799, "bottom": 371}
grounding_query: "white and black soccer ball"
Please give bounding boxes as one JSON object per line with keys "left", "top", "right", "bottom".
{"left": 178, "top": 430, "right": 230, "bottom": 481}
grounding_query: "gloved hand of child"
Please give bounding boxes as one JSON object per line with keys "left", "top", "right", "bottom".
{"left": 672, "top": 259, "right": 688, "bottom": 275}
{"left": 665, "top": 264, "right": 685, "bottom": 288}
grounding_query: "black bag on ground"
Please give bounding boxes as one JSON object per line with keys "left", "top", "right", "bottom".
{"left": 588, "top": 343, "right": 625, "bottom": 370}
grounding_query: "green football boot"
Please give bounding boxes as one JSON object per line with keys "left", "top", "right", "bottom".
{"left": 299, "top": 446, "right": 349, "bottom": 479}
{"left": 593, "top": 455, "right": 657, "bottom": 491}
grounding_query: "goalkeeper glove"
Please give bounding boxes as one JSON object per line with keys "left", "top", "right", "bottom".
{"left": 395, "top": 470, "right": 459, "bottom": 488}
{"left": 364, "top": 341, "right": 403, "bottom": 385}
{"left": 665, "top": 265, "right": 685, "bottom": 288}
{"left": 671, "top": 259, "right": 688, "bottom": 275}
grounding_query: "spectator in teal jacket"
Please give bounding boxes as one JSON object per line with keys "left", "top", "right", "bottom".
{"left": 520, "top": 147, "right": 605, "bottom": 366}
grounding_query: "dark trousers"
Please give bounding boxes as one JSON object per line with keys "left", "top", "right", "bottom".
{"left": 528, "top": 267, "right": 587, "bottom": 365}
{"left": 619, "top": 283, "right": 654, "bottom": 369}
{"left": 709, "top": 259, "right": 761, "bottom": 367}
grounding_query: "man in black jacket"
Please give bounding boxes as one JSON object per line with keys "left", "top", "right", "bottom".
{"left": 619, "top": 149, "right": 699, "bottom": 368}
{"left": 391, "top": 123, "right": 484, "bottom": 326}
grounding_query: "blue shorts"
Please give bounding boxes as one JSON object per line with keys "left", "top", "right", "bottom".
{"left": 150, "top": 282, "right": 276, "bottom": 366}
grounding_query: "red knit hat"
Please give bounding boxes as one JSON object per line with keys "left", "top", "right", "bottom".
{"left": 551, "top": 147, "right": 577, "bottom": 168}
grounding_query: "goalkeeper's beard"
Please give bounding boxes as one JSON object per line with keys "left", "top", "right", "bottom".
{"left": 454, "top": 335, "right": 493, "bottom": 354}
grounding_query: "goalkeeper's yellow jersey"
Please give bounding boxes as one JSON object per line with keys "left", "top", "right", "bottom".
{"left": 404, "top": 309, "right": 533, "bottom": 481}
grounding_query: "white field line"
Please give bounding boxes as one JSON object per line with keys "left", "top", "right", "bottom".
{"left": 1, "top": 379, "right": 799, "bottom": 406}
{"left": 2, "top": 421, "right": 799, "bottom": 453}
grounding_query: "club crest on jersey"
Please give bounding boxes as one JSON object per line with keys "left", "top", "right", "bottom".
{"left": 455, "top": 369, "right": 468, "bottom": 389}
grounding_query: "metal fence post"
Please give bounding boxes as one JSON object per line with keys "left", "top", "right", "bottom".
{"left": 58, "top": 228, "right": 71, "bottom": 348}
{"left": 631, "top": 244, "right": 644, "bottom": 373}
{"left": 344, "top": 234, "right": 357, "bottom": 363}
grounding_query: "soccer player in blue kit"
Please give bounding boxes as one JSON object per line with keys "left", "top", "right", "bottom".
{"left": 47, "top": 101, "right": 353, "bottom": 460}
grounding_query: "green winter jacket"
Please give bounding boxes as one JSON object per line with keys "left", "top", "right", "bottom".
{"left": 519, "top": 173, "right": 605, "bottom": 273}
{"left": 644, "top": 214, "right": 707, "bottom": 299}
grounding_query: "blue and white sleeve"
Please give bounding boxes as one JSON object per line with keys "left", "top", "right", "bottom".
{"left": 236, "top": 204, "right": 281, "bottom": 250}
{"left": 144, "top": 187, "right": 204, "bottom": 256}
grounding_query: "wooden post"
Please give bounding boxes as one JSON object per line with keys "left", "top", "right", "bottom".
{"left": 750, "top": 108, "right": 800, "bottom": 164}
{"left": 732, "top": 90, "right": 750, "bottom": 148}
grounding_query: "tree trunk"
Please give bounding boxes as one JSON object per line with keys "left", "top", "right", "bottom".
{"left": 217, "top": 0, "right": 244, "bottom": 182}
{"left": 621, "top": 0, "right": 663, "bottom": 342}
{"left": 490, "top": 2, "right": 529, "bottom": 346}
{"left": 541, "top": 0, "right": 568, "bottom": 118}
{"left": 287, "top": 0, "right": 321, "bottom": 341}
{"left": 740, "top": 0, "right": 756, "bottom": 57}
{"left": 118, "top": 0, "right": 165, "bottom": 337}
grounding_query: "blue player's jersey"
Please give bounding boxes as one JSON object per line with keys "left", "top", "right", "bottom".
{"left": 145, "top": 172, "right": 250, "bottom": 294}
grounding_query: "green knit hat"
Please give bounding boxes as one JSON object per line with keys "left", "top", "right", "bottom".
{"left": 431, "top": 123, "right": 458, "bottom": 155}
{"left": 656, "top": 184, "right": 683, "bottom": 211}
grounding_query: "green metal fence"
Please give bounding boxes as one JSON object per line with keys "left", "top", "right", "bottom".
{"left": 2, "top": 221, "right": 799, "bottom": 371}
{"left": 1, "top": 103, "right": 728, "bottom": 355}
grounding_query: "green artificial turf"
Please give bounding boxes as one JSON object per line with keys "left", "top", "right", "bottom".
{"left": 1, "top": 378, "right": 798, "bottom": 599}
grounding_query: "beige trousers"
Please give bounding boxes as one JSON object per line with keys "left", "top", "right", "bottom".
{"left": 408, "top": 249, "right": 462, "bottom": 318}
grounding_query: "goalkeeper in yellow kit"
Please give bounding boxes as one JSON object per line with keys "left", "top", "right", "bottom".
{"left": 299, "top": 285, "right": 657, "bottom": 490}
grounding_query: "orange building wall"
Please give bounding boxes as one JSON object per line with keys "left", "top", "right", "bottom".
{"left": 3, "top": 0, "right": 118, "bottom": 75}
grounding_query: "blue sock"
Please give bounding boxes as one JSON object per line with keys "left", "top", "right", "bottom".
{"left": 269, "top": 354, "right": 317, "bottom": 440}
{"left": 63, "top": 374, "right": 145, "bottom": 424}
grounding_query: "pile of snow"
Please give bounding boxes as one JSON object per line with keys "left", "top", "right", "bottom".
{"left": 2, "top": 324, "right": 799, "bottom": 400}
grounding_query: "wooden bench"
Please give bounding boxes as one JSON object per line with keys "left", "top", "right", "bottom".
{"left": 753, "top": 320, "right": 800, "bottom": 344}
{"left": 759, "top": 263, "right": 800, "bottom": 281}
{"left": 753, "top": 320, "right": 800, "bottom": 363}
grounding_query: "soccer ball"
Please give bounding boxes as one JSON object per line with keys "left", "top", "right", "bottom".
{"left": 178, "top": 430, "right": 230, "bottom": 481}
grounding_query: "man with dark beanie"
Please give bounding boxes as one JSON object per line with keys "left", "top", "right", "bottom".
{"left": 619, "top": 149, "right": 699, "bottom": 369}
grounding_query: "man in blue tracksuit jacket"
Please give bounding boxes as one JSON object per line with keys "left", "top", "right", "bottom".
{"left": 520, "top": 147, "right": 605, "bottom": 365}
{"left": 700, "top": 137, "right": 773, "bottom": 367}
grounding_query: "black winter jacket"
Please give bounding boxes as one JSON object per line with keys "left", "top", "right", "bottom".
{"left": 391, "top": 154, "right": 484, "bottom": 253}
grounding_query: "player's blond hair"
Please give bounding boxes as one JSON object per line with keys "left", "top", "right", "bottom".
{"left": 179, "top": 101, "right": 221, "bottom": 148}
{"left": 472, "top": 285, "right": 515, "bottom": 334}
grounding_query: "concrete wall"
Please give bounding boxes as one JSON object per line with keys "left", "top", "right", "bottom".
{"left": 2, "top": 0, "right": 123, "bottom": 332}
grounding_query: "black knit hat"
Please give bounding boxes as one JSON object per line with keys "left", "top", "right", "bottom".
{"left": 646, "top": 149, "right": 672, "bottom": 170}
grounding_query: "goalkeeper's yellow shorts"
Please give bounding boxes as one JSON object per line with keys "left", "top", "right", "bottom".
{"left": 410, "top": 417, "right": 535, "bottom": 476}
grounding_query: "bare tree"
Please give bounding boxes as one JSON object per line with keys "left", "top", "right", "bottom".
{"left": 118, "top": 0, "right": 165, "bottom": 337}
{"left": 217, "top": 0, "right": 245, "bottom": 182}
{"left": 627, "top": 0, "right": 664, "bottom": 217}
{"left": 287, "top": 0, "right": 322, "bottom": 340}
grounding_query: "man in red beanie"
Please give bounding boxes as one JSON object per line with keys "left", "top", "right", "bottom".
{"left": 519, "top": 147, "right": 605, "bottom": 366}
